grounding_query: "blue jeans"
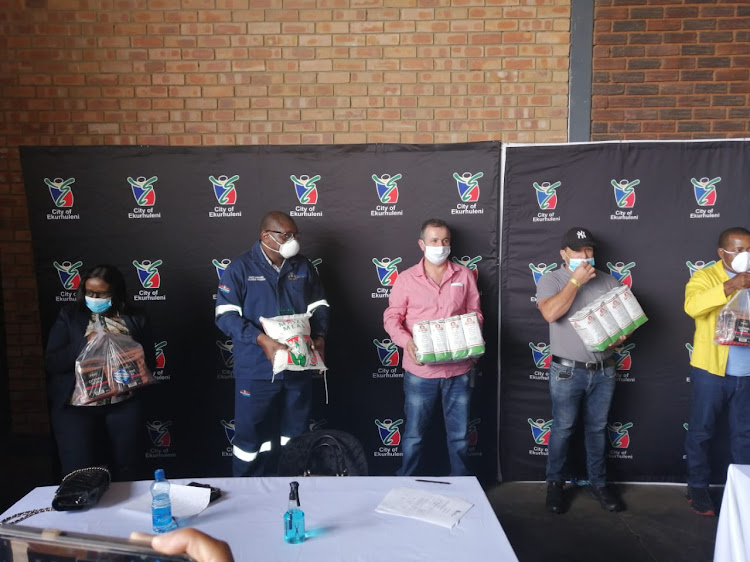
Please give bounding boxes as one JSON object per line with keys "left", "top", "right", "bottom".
{"left": 685, "top": 366, "right": 750, "bottom": 488}
{"left": 546, "top": 360, "right": 616, "bottom": 487}
{"left": 397, "top": 370, "right": 472, "bottom": 476}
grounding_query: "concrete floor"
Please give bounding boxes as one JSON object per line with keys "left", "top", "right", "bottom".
{"left": 486, "top": 481, "right": 719, "bottom": 562}
{"left": 0, "top": 436, "right": 720, "bottom": 561}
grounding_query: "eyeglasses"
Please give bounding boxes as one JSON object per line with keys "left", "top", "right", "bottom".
{"left": 721, "top": 248, "right": 750, "bottom": 255}
{"left": 267, "top": 230, "right": 299, "bottom": 242}
{"left": 85, "top": 290, "right": 111, "bottom": 298}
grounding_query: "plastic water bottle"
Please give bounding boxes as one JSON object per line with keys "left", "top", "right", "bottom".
{"left": 284, "top": 481, "right": 305, "bottom": 544}
{"left": 151, "top": 468, "right": 176, "bottom": 533}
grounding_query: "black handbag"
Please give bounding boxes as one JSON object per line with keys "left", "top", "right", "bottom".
{"left": 51, "top": 466, "right": 111, "bottom": 511}
{"left": 2, "top": 467, "right": 112, "bottom": 524}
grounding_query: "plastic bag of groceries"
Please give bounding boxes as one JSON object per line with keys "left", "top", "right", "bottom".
{"left": 72, "top": 323, "right": 154, "bottom": 405}
{"left": 715, "top": 289, "right": 750, "bottom": 346}
{"left": 260, "top": 313, "right": 327, "bottom": 375}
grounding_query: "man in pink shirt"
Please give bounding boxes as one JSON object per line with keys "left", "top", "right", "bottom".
{"left": 383, "top": 219, "right": 483, "bottom": 476}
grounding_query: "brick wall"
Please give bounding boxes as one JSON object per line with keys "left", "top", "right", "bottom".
{"left": 592, "top": 0, "right": 750, "bottom": 140}
{"left": 0, "top": 0, "right": 572, "bottom": 434}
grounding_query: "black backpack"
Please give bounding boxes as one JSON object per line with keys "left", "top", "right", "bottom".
{"left": 277, "top": 429, "right": 369, "bottom": 477}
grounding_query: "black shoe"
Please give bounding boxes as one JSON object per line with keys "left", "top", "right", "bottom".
{"left": 589, "top": 484, "right": 624, "bottom": 512}
{"left": 686, "top": 486, "right": 716, "bottom": 516}
{"left": 546, "top": 481, "right": 566, "bottom": 514}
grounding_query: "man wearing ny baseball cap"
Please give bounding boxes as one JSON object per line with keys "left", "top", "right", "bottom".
{"left": 535, "top": 227, "right": 627, "bottom": 514}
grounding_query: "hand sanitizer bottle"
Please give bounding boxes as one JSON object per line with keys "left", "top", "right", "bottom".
{"left": 284, "top": 481, "right": 305, "bottom": 544}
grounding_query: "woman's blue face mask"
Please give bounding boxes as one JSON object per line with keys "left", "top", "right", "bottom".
{"left": 85, "top": 296, "right": 112, "bottom": 314}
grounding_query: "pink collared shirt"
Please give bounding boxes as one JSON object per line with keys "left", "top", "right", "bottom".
{"left": 383, "top": 258, "right": 484, "bottom": 378}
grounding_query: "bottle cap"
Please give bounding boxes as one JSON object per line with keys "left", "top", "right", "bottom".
{"left": 289, "top": 481, "right": 300, "bottom": 506}
{"left": 155, "top": 468, "right": 165, "bottom": 479}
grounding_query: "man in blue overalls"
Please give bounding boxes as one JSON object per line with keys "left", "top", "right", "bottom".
{"left": 216, "top": 210, "right": 329, "bottom": 476}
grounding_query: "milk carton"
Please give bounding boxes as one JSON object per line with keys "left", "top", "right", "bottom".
{"left": 412, "top": 321, "right": 437, "bottom": 363}
{"left": 461, "top": 312, "right": 485, "bottom": 358}
{"left": 429, "top": 319, "right": 452, "bottom": 362}
{"left": 445, "top": 315, "right": 469, "bottom": 360}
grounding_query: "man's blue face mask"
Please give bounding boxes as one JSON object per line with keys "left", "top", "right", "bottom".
{"left": 565, "top": 249, "right": 595, "bottom": 271}
{"left": 568, "top": 257, "right": 595, "bottom": 271}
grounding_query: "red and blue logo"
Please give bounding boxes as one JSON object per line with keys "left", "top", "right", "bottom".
{"left": 221, "top": 419, "right": 235, "bottom": 444}
{"left": 147, "top": 420, "right": 172, "bottom": 447}
{"left": 155, "top": 341, "right": 167, "bottom": 369}
{"left": 375, "top": 418, "right": 403, "bottom": 446}
{"left": 452, "top": 255, "right": 482, "bottom": 280}
{"left": 54, "top": 260, "right": 83, "bottom": 290}
{"left": 529, "top": 262, "right": 557, "bottom": 286}
{"left": 217, "top": 340, "right": 234, "bottom": 369}
{"left": 372, "top": 257, "right": 401, "bottom": 286}
{"left": 468, "top": 418, "right": 480, "bottom": 447}
{"left": 611, "top": 178, "right": 640, "bottom": 208}
{"left": 372, "top": 173, "right": 401, "bottom": 204}
{"left": 127, "top": 176, "right": 157, "bottom": 207}
{"left": 686, "top": 260, "right": 716, "bottom": 278}
{"left": 607, "top": 422, "right": 633, "bottom": 449}
{"left": 209, "top": 174, "right": 239, "bottom": 205}
{"left": 45, "top": 177, "right": 75, "bottom": 208}
{"left": 133, "top": 259, "right": 162, "bottom": 289}
{"left": 287, "top": 335, "right": 317, "bottom": 368}
{"left": 528, "top": 418, "right": 553, "bottom": 445}
{"left": 291, "top": 174, "right": 320, "bottom": 205}
{"left": 453, "top": 171, "right": 483, "bottom": 202}
{"left": 529, "top": 342, "right": 551, "bottom": 369}
{"left": 533, "top": 181, "right": 560, "bottom": 210}
{"left": 613, "top": 343, "right": 635, "bottom": 371}
{"left": 212, "top": 258, "right": 231, "bottom": 280}
{"left": 607, "top": 261, "right": 635, "bottom": 288}
{"left": 373, "top": 339, "right": 400, "bottom": 367}
{"left": 691, "top": 176, "right": 720, "bottom": 206}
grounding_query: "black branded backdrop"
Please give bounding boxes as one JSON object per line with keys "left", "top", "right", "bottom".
{"left": 501, "top": 139, "right": 750, "bottom": 483}
{"left": 22, "top": 143, "right": 500, "bottom": 480}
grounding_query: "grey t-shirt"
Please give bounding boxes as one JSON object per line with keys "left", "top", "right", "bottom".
{"left": 536, "top": 266, "right": 622, "bottom": 363}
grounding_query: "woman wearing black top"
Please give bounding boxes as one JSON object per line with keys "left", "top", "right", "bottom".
{"left": 45, "top": 264, "right": 155, "bottom": 481}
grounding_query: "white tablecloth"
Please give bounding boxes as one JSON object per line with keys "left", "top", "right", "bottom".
{"left": 1, "top": 476, "right": 518, "bottom": 562}
{"left": 716, "top": 465, "right": 750, "bottom": 562}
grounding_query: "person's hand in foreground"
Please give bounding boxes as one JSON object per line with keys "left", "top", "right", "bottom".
{"left": 130, "top": 528, "right": 234, "bottom": 562}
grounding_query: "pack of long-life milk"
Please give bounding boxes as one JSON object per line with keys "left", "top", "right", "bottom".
{"left": 412, "top": 320, "right": 437, "bottom": 363}
{"left": 614, "top": 286, "right": 648, "bottom": 328}
{"left": 429, "top": 319, "right": 453, "bottom": 362}
{"left": 590, "top": 297, "right": 624, "bottom": 342}
{"left": 569, "top": 307, "right": 612, "bottom": 352}
{"left": 445, "top": 315, "right": 469, "bottom": 360}
{"left": 260, "top": 313, "right": 326, "bottom": 375}
{"left": 602, "top": 290, "right": 635, "bottom": 335}
{"left": 461, "top": 312, "right": 485, "bottom": 358}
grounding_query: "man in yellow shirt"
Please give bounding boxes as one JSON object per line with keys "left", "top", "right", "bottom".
{"left": 685, "top": 226, "right": 750, "bottom": 516}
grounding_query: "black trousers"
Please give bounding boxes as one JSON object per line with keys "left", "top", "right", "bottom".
{"left": 50, "top": 395, "right": 145, "bottom": 482}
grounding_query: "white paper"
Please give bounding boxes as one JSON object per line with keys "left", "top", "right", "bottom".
{"left": 375, "top": 487, "right": 474, "bottom": 529}
{"left": 120, "top": 484, "right": 212, "bottom": 519}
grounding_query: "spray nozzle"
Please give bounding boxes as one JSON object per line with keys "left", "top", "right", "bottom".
{"left": 289, "top": 481, "right": 300, "bottom": 506}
